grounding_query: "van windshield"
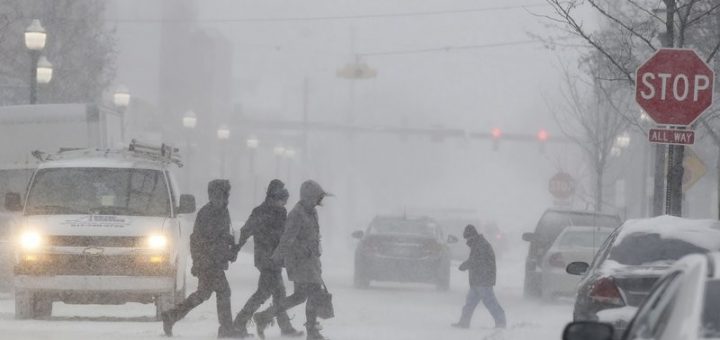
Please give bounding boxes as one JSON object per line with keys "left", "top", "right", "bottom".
{"left": 25, "top": 167, "right": 170, "bottom": 217}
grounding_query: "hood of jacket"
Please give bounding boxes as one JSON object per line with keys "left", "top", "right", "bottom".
{"left": 300, "top": 180, "right": 329, "bottom": 210}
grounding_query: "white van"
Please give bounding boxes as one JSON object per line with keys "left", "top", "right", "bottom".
{"left": 4, "top": 142, "right": 195, "bottom": 319}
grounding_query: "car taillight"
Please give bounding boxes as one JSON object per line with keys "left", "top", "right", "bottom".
{"left": 548, "top": 253, "right": 565, "bottom": 268}
{"left": 590, "top": 277, "right": 625, "bottom": 306}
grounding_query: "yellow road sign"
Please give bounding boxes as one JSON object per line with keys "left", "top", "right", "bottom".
{"left": 683, "top": 147, "right": 706, "bottom": 192}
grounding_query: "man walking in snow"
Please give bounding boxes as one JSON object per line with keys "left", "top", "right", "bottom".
{"left": 232, "top": 179, "right": 303, "bottom": 338}
{"left": 161, "top": 180, "right": 246, "bottom": 338}
{"left": 452, "top": 224, "right": 507, "bottom": 329}
{"left": 253, "top": 180, "right": 332, "bottom": 340}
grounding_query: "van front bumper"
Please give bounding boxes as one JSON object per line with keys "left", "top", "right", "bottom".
{"left": 15, "top": 274, "right": 174, "bottom": 293}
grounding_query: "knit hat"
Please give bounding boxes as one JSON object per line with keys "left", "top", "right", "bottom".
{"left": 463, "top": 224, "right": 479, "bottom": 239}
{"left": 266, "top": 179, "right": 289, "bottom": 200}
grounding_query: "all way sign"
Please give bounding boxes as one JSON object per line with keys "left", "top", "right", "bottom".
{"left": 648, "top": 128, "right": 695, "bottom": 145}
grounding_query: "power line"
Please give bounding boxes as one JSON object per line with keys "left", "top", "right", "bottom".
{"left": 358, "top": 39, "right": 542, "bottom": 57}
{"left": 112, "top": 3, "right": 549, "bottom": 23}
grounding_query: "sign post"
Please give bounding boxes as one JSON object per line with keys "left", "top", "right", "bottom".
{"left": 635, "top": 48, "right": 714, "bottom": 216}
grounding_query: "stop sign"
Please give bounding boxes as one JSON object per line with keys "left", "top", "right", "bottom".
{"left": 636, "top": 49, "right": 714, "bottom": 126}
{"left": 549, "top": 172, "right": 575, "bottom": 200}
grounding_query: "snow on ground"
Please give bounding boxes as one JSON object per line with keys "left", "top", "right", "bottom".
{"left": 0, "top": 244, "right": 572, "bottom": 340}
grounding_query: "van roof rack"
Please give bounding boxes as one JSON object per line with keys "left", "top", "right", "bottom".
{"left": 128, "top": 139, "right": 183, "bottom": 167}
{"left": 30, "top": 140, "right": 183, "bottom": 167}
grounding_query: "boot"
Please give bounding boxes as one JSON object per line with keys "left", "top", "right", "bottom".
{"left": 161, "top": 311, "right": 176, "bottom": 336}
{"left": 305, "top": 322, "right": 327, "bottom": 340}
{"left": 233, "top": 310, "right": 254, "bottom": 336}
{"left": 218, "top": 325, "right": 253, "bottom": 339}
{"left": 451, "top": 322, "right": 469, "bottom": 329}
{"left": 278, "top": 313, "right": 304, "bottom": 337}
{"left": 252, "top": 309, "right": 275, "bottom": 339}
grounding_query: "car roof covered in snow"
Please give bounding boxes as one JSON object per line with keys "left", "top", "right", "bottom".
{"left": 615, "top": 215, "right": 720, "bottom": 251}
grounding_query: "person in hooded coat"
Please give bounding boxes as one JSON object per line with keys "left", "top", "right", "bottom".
{"left": 253, "top": 180, "right": 331, "bottom": 340}
{"left": 232, "top": 180, "right": 303, "bottom": 338}
{"left": 452, "top": 224, "right": 507, "bottom": 329}
{"left": 162, "top": 180, "right": 245, "bottom": 338}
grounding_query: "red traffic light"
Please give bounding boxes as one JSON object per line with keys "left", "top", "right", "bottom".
{"left": 537, "top": 129, "right": 549, "bottom": 142}
{"left": 491, "top": 128, "right": 502, "bottom": 139}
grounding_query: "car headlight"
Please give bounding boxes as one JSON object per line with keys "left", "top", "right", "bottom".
{"left": 19, "top": 231, "right": 43, "bottom": 251}
{"left": 146, "top": 234, "right": 168, "bottom": 250}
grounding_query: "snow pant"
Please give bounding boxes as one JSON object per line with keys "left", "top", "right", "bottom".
{"left": 259, "top": 281, "right": 323, "bottom": 326}
{"left": 235, "top": 268, "right": 294, "bottom": 331}
{"left": 459, "top": 286, "right": 507, "bottom": 327}
{"left": 167, "top": 269, "right": 233, "bottom": 330}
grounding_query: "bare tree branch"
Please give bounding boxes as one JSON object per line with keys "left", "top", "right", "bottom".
{"left": 587, "top": 0, "right": 658, "bottom": 51}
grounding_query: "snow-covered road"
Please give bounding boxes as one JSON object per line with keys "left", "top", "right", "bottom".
{"left": 0, "top": 246, "right": 573, "bottom": 340}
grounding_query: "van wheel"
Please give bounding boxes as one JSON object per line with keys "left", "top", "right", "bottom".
{"left": 15, "top": 290, "right": 34, "bottom": 319}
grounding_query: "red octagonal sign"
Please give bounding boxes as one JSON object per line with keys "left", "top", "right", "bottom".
{"left": 636, "top": 49, "right": 714, "bottom": 126}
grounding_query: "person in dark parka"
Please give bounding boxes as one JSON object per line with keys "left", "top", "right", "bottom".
{"left": 233, "top": 180, "right": 303, "bottom": 338}
{"left": 253, "top": 180, "right": 332, "bottom": 340}
{"left": 452, "top": 224, "right": 507, "bottom": 329}
{"left": 162, "top": 180, "right": 245, "bottom": 338}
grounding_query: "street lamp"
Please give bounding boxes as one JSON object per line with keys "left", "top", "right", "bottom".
{"left": 273, "top": 145, "right": 285, "bottom": 178}
{"left": 246, "top": 136, "right": 259, "bottom": 203}
{"left": 217, "top": 125, "right": 230, "bottom": 177}
{"left": 182, "top": 111, "right": 197, "bottom": 193}
{"left": 616, "top": 132, "right": 631, "bottom": 149}
{"left": 36, "top": 56, "right": 52, "bottom": 84}
{"left": 182, "top": 110, "right": 197, "bottom": 129}
{"left": 113, "top": 85, "right": 131, "bottom": 110}
{"left": 25, "top": 19, "right": 47, "bottom": 104}
{"left": 284, "top": 148, "right": 296, "bottom": 187}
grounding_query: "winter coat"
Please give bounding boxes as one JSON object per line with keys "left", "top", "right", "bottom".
{"left": 273, "top": 181, "right": 327, "bottom": 284}
{"left": 459, "top": 234, "right": 496, "bottom": 287}
{"left": 190, "top": 202, "right": 235, "bottom": 272}
{"left": 238, "top": 200, "right": 288, "bottom": 270}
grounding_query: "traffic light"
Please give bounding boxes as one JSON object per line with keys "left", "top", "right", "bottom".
{"left": 491, "top": 128, "right": 502, "bottom": 151}
{"left": 537, "top": 129, "right": 549, "bottom": 153}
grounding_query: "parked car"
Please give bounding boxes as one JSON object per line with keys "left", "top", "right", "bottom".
{"left": 522, "top": 209, "right": 622, "bottom": 297}
{"left": 563, "top": 251, "right": 720, "bottom": 340}
{"left": 352, "top": 216, "right": 458, "bottom": 290}
{"left": 566, "top": 216, "right": 720, "bottom": 337}
{"left": 540, "top": 226, "right": 613, "bottom": 300}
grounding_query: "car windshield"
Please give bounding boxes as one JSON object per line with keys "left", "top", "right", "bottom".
{"left": 557, "top": 229, "right": 612, "bottom": 249}
{"left": 0, "top": 168, "right": 33, "bottom": 212}
{"left": 608, "top": 232, "right": 709, "bottom": 266}
{"left": 702, "top": 280, "right": 720, "bottom": 337}
{"left": 25, "top": 167, "right": 171, "bottom": 217}
{"left": 370, "top": 219, "right": 436, "bottom": 236}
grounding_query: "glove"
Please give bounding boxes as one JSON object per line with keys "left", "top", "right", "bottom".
{"left": 191, "top": 264, "right": 199, "bottom": 277}
{"left": 459, "top": 262, "right": 469, "bottom": 272}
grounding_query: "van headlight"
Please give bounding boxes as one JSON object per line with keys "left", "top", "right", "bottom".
{"left": 146, "top": 234, "right": 168, "bottom": 250}
{"left": 19, "top": 231, "right": 44, "bottom": 251}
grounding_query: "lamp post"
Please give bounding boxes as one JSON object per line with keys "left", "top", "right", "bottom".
{"left": 246, "top": 136, "right": 259, "bottom": 203}
{"left": 113, "top": 85, "right": 131, "bottom": 110}
{"left": 217, "top": 125, "right": 230, "bottom": 178}
{"left": 285, "top": 148, "right": 296, "bottom": 188}
{"left": 25, "top": 19, "right": 47, "bottom": 104}
{"left": 273, "top": 145, "right": 285, "bottom": 178}
{"left": 36, "top": 56, "right": 53, "bottom": 85}
{"left": 182, "top": 111, "right": 197, "bottom": 193}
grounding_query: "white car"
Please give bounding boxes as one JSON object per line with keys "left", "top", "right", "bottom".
{"left": 563, "top": 251, "right": 720, "bottom": 340}
{"left": 541, "top": 226, "right": 613, "bottom": 300}
{"left": 4, "top": 143, "right": 195, "bottom": 319}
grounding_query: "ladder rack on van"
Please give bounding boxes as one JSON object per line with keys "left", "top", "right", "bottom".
{"left": 30, "top": 140, "right": 183, "bottom": 167}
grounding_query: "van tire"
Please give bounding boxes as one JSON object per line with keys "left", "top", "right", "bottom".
{"left": 34, "top": 296, "right": 52, "bottom": 318}
{"left": 15, "top": 290, "right": 34, "bottom": 319}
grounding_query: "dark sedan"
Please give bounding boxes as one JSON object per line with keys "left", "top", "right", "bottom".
{"left": 567, "top": 216, "right": 720, "bottom": 336}
{"left": 352, "top": 216, "right": 458, "bottom": 290}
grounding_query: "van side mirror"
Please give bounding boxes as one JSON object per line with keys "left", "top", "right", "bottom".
{"left": 352, "top": 230, "right": 364, "bottom": 239}
{"left": 563, "top": 321, "right": 614, "bottom": 340}
{"left": 178, "top": 194, "right": 196, "bottom": 214}
{"left": 447, "top": 235, "right": 459, "bottom": 244}
{"left": 522, "top": 232, "right": 535, "bottom": 242}
{"left": 5, "top": 193, "right": 22, "bottom": 212}
{"left": 566, "top": 262, "right": 590, "bottom": 276}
